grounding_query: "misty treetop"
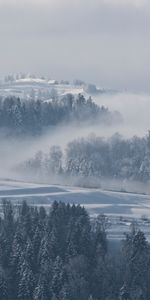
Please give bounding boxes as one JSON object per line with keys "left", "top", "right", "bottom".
{"left": 19, "top": 132, "right": 150, "bottom": 183}
{"left": 0, "top": 200, "right": 150, "bottom": 300}
{"left": 0, "top": 94, "right": 120, "bottom": 135}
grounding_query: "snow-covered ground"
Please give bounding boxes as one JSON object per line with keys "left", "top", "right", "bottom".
{"left": 0, "top": 178, "right": 150, "bottom": 239}
{"left": 0, "top": 179, "right": 150, "bottom": 219}
{"left": 0, "top": 79, "right": 87, "bottom": 100}
{"left": 0, "top": 76, "right": 114, "bottom": 101}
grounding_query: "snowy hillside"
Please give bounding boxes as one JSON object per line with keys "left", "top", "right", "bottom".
{"left": 0, "top": 74, "right": 116, "bottom": 101}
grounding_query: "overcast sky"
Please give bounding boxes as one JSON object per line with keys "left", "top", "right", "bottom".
{"left": 0, "top": 0, "right": 150, "bottom": 91}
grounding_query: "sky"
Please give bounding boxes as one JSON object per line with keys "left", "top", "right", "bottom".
{"left": 0, "top": 0, "right": 150, "bottom": 91}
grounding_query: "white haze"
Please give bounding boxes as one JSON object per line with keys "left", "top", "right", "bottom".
{"left": 0, "top": 91, "right": 150, "bottom": 180}
{"left": 95, "top": 92, "right": 150, "bottom": 137}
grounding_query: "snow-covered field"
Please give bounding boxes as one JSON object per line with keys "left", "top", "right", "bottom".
{"left": 0, "top": 79, "right": 87, "bottom": 100}
{"left": 1, "top": 178, "right": 150, "bottom": 239}
{"left": 0, "top": 76, "right": 114, "bottom": 101}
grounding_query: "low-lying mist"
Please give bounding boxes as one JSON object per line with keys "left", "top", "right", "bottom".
{"left": 95, "top": 91, "right": 150, "bottom": 137}
{"left": 0, "top": 91, "right": 150, "bottom": 193}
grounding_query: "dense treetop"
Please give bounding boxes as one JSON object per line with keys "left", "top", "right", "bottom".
{"left": 0, "top": 94, "right": 119, "bottom": 135}
{"left": 0, "top": 200, "right": 149, "bottom": 300}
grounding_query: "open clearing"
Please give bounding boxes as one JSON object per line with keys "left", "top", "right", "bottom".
{"left": 1, "top": 178, "right": 150, "bottom": 239}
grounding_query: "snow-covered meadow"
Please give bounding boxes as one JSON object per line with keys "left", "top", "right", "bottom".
{"left": 1, "top": 178, "right": 150, "bottom": 239}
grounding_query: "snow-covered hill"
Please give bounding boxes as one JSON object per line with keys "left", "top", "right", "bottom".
{"left": 0, "top": 75, "right": 116, "bottom": 101}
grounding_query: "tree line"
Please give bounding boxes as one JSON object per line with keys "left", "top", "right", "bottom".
{"left": 0, "top": 200, "right": 149, "bottom": 300}
{"left": 20, "top": 132, "right": 150, "bottom": 183}
{"left": 0, "top": 94, "right": 118, "bottom": 135}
